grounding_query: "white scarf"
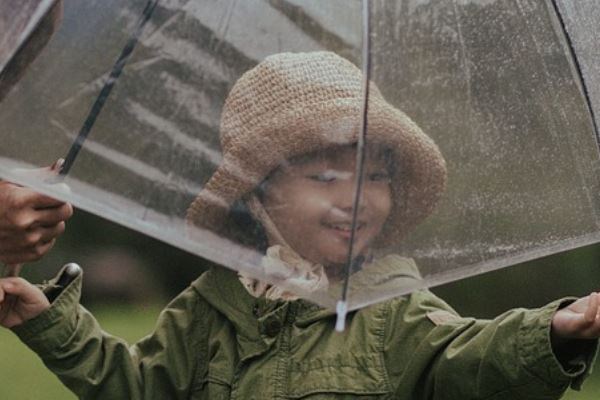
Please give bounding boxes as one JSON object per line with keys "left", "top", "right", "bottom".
{"left": 238, "top": 195, "right": 329, "bottom": 301}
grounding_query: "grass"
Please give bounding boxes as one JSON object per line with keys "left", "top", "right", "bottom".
{"left": 0, "top": 304, "right": 160, "bottom": 400}
{"left": 0, "top": 303, "right": 598, "bottom": 399}
{"left": 564, "top": 371, "right": 600, "bottom": 400}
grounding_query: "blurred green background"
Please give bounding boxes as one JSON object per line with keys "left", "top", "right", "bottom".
{"left": 1, "top": 209, "right": 599, "bottom": 399}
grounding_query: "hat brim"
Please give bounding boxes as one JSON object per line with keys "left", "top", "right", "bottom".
{"left": 186, "top": 96, "right": 446, "bottom": 248}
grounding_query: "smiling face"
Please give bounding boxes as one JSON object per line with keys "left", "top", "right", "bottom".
{"left": 261, "top": 145, "right": 393, "bottom": 276}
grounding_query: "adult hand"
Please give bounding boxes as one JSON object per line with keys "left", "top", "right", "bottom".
{"left": 0, "top": 176, "right": 73, "bottom": 265}
{"left": 0, "top": 277, "right": 49, "bottom": 328}
{"left": 551, "top": 293, "right": 600, "bottom": 340}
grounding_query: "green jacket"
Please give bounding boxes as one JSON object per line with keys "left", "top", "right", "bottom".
{"left": 13, "top": 258, "right": 597, "bottom": 400}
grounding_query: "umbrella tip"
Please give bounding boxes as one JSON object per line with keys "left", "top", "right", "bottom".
{"left": 335, "top": 300, "right": 348, "bottom": 332}
{"left": 57, "top": 263, "right": 82, "bottom": 287}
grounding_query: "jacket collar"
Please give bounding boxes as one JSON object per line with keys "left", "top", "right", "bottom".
{"left": 193, "top": 267, "right": 261, "bottom": 332}
{"left": 193, "top": 266, "right": 335, "bottom": 358}
{"left": 192, "top": 255, "right": 421, "bottom": 358}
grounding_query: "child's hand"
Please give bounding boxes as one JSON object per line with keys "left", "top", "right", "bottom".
{"left": 551, "top": 293, "right": 600, "bottom": 340}
{"left": 0, "top": 278, "right": 50, "bottom": 328}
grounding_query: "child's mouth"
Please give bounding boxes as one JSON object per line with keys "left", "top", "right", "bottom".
{"left": 324, "top": 221, "right": 365, "bottom": 240}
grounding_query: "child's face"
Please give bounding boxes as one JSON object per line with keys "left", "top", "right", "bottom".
{"left": 262, "top": 145, "right": 392, "bottom": 272}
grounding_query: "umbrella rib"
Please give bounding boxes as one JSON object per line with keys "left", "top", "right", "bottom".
{"left": 59, "top": 0, "right": 160, "bottom": 177}
{"left": 548, "top": 0, "right": 600, "bottom": 155}
{"left": 336, "top": 0, "right": 372, "bottom": 332}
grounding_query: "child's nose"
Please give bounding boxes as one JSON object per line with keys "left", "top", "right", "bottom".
{"left": 332, "top": 179, "right": 366, "bottom": 214}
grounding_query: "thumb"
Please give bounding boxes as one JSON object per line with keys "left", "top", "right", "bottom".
{"left": 49, "top": 158, "right": 65, "bottom": 173}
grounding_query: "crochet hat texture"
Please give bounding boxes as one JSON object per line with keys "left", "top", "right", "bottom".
{"left": 187, "top": 51, "right": 447, "bottom": 247}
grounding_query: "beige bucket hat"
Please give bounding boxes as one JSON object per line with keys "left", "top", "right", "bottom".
{"left": 186, "top": 51, "right": 447, "bottom": 247}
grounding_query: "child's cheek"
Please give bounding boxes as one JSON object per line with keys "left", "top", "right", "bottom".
{"left": 309, "top": 195, "right": 334, "bottom": 211}
{"left": 292, "top": 187, "right": 330, "bottom": 210}
{"left": 367, "top": 188, "right": 393, "bottom": 240}
{"left": 375, "top": 186, "right": 393, "bottom": 216}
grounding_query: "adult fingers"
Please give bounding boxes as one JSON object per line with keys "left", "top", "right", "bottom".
{"left": 0, "top": 203, "right": 72, "bottom": 232}
{"left": 9, "top": 185, "right": 63, "bottom": 209}
{"left": 1, "top": 223, "right": 66, "bottom": 248}
{"left": 28, "top": 239, "right": 57, "bottom": 261}
{"left": 25, "top": 223, "right": 66, "bottom": 245}
{"left": 36, "top": 222, "right": 66, "bottom": 242}
{"left": 32, "top": 203, "right": 73, "bottom": 226}
{"left": 0, "top": 223, "right": 64, "bottom": 251}
{"left": 0, "top": 253, "right": 33, "bottom": 265}
{"left": 2, "top": 178, "right": 69, "bottom": 211}
{"left": 30, "top": 183, "right": 71, "bottom": 210}
{"left": 0, "top": 239, "right": 56, "bottom": 264}
{"left": 0, "top": 188, "right": 55, "bottom": 231}
{"left": 31, "top": 193, "right": 66, "bottom": 209}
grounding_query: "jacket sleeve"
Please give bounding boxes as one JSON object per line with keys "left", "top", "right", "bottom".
{"left": 383, "top": 290, "right": 598, "bottom": 400}
{"left": 12, "top": 271, "right": 207, "bottom": 400}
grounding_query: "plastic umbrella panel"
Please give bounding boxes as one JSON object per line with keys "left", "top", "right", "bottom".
{"left": 366, "top": 0, "right": 600, "bottom": 299}
{"left": 1, "top": 0, "right": 600, "bottom": 310}
{"left": 0, "top": 0, "right": 363, "bottom": 308}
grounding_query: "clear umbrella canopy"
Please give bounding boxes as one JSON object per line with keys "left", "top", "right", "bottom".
{"left": 1, "top": 0, "right": 599, "bottom": 312}
{"left": 363, "top": 0, "right": 600, "bottom": 309}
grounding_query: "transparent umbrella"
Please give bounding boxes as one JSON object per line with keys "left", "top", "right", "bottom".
{"left": 1, "top": 0, "right": 599, "bottom": 323}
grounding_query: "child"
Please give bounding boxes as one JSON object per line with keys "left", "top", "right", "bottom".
{"left": 1, "top": 51, "right": 599, "bottom": 400}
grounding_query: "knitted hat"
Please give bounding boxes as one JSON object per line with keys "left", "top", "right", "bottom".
{"left": 186, "top": 51, "right": 447, "bottom": 247}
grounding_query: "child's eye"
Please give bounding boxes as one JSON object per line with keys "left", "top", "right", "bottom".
{"left": 309, "top": 173, "right": 336, "bottom": 182}
{"left": 308, "top": 169, "right": 348, "bottom": 182}
{"left": 368, "top": 172, "right": 390, "bottom": 182}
